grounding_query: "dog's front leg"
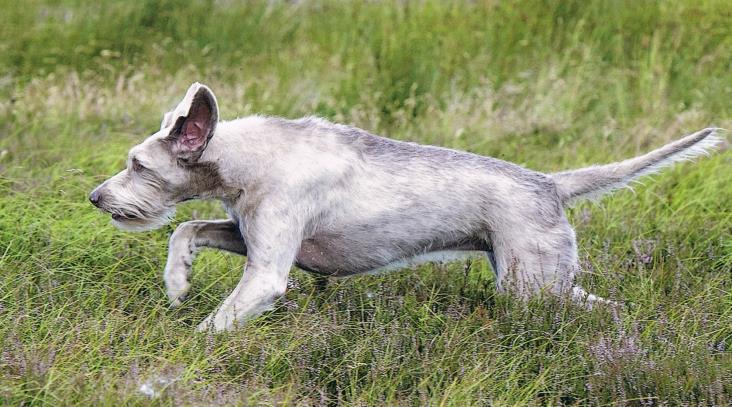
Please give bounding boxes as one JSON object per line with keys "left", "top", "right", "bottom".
{"left": 196, "top": 207, "right": 303, "bottom": 332}
{"left": 165, "top": 219, "right": 247, "bottom": 307}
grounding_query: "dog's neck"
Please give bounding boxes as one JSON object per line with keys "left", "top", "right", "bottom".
{"left": 197, "top": 117, "right": 274, "bottom": 204}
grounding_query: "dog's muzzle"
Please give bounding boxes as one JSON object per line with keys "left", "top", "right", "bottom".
{"left": 89, "top": 186, "right": 137, "bottom": 219}
{"left": 89, "top": 188, "right": 103, "bottom": 208}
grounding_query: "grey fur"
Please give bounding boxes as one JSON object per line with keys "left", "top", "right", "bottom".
{"left": 553, "top": 128, "right": 722, "bottom": 204}
{"left": 89, "top": 83, "right": 723, "bottom": 332}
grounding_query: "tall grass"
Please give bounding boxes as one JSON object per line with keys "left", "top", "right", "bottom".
{"left": 1, "top": 0, "right": 730, "bottom": 404}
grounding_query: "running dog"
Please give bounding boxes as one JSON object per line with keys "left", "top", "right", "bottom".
{"left": 89, "top": 83, "right": 722, "bottom": 332}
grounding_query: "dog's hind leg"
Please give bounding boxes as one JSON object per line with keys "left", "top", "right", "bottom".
{"left": 491, "top": 221, "right": 619, "bottom": 309}
{"left": 490, "top": 219, "right": 579, "bottom": 298}
{"left": 165, "top": 219, "right": 247, "bottom": 307}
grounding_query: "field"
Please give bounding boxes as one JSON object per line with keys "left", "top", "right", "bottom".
{"left": 1, "top": 0, "right": 731, "bottom": 405}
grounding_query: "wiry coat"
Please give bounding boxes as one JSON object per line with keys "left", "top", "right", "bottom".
{"left": 90, "top": 83, "right": 723, "bottom": 332}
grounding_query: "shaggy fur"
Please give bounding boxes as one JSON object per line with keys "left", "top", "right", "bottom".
{"left": 89, "top": 83, "right": 723, "bottom": 332}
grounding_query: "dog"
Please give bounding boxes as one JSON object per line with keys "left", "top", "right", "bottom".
{"left": 89, "top": 83, "right": 722, "bottom": 332}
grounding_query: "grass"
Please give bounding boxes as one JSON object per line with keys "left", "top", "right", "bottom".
{"left": 1, "top": 0, "right": 730, "bottom": 404}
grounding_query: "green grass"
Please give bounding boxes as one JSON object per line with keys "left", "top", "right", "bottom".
{"left": 1, "top": 0, "right": 731, "bottom": 405}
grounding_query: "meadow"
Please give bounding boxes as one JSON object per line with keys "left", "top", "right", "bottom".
{"left": 0, "top": 0, "right": 730, "bottom": 405}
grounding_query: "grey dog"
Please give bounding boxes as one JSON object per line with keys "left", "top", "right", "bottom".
{"left": 89, "top": 83, "right": 722, "bottom": 332}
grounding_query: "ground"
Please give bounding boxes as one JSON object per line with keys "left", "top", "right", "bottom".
{"left": 0, "top": 0, "right": 730, "bottom": 405}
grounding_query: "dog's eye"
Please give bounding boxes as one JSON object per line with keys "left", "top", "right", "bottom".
{"left": 131, "top": 158, "right": 146, "bottom": 172}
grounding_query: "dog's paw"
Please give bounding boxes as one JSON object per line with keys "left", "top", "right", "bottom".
{"left": 166, "top": 281, "right": 191, "bottom": 307}
{"left": 164, "top": 263, "right": 191, "bottom": 307}
{"left": 168, "top": 292, "right": 188, "bottom": 308}
{"left": 195, "top": 314, "right": 229, "bottom": 333}
{"left": 195, "top": 315, "right": 213, "bottom": 333}
{"left": 195, "top": 311, "right": 239, "bottom": 333}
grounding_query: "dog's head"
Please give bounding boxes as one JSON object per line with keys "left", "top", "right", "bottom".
{"left": 90, "top": 83, "right": 220, "bottom": 231}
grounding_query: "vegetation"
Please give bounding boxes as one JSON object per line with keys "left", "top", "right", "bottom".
{"left": 1, "top": 0, "right": 730, "bottom": 404}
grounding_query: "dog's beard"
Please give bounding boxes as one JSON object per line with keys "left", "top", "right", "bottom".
{"left": 101, "top": 183, "right": 178, "bottom": 232}
{"left": 110, "top": 206, "right": 176, "bottom": 232}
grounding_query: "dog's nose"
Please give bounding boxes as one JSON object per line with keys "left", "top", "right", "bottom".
{"left": 89, "top": 189, "right": 102, "bottom": 207}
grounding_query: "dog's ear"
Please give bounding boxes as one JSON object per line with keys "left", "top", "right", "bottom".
{"left": 160, "top": 111, "right": 174, "bottom": 131}
{"left": 166, "top": 83, "right": 219, "bottom": 162}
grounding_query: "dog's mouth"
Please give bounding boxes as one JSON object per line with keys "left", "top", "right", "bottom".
{"left": 105, "top": 205, "right": 175, "bottom": 232}
{"left": 99, "top": 205, "right": 145, "bottom": 222}
{"left": 111, "top": 212, "right": 139, "bottom": 221}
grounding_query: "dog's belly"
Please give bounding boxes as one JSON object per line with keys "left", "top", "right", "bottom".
{"left": 295, "top": 236, "right": 488, "bottom": 277}
{"left": 358, "top": 250, "right": 485, "bottom": 275}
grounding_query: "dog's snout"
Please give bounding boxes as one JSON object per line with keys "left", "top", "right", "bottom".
{"left": 89, "top": 188, "right": 102, "bottom": 207}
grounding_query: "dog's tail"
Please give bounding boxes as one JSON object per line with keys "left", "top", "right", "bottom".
{"left": 551, "top": 127, "right": 723, "bottom": 206}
